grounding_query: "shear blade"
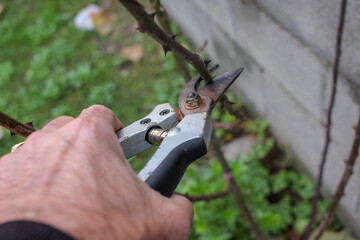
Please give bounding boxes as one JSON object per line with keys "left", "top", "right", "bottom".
{"left": 178, "top": 67, "right": 244, "bottom": 116}
{"left": 198, "top": 67, "right": 244, "bottom": 107}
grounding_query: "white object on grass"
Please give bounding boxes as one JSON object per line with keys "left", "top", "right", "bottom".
{"left": 74, "top": 4, "right": 102, "bottom": 31}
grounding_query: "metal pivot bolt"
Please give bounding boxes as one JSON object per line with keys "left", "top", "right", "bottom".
{"left": 185, "top": 92, "right": 202, "bottom": 110}
{"left": 147, "top": 127, "right": 169, "bottom": 145}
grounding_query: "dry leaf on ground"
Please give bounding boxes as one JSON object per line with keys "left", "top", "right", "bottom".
{"left": 120, "top": 43, "right": 144, "bottom": 63}
{"left": 92, "top": 10, "right": 118, "bottom": 36}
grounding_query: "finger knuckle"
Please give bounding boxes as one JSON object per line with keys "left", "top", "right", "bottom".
{"left": 56, "top": 116, "right": 74, "bottom": 121}
{"left": 75, "top": 115, "right": 97, "bottom": 130}
{"left": 46, "top": 116, "right": 73, "bottom": 127}
{"left": 82, "top": 105, "right": 112, "bottom": 116}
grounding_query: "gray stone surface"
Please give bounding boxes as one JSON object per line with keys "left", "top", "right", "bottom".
{"left": 255, "top": 0, "right": 360, "bottom": 91}
{"left": 222, "top": 135, "right": 257, "bottom": 161}
{"left": 161, "top": 0, "right": 360, "bottom": 236}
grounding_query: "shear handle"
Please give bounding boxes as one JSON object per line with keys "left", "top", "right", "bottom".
{"left": 137, "top": 112, "right": 213, "bottom": 197}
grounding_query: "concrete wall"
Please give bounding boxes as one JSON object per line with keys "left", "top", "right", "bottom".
{"left": 161, "top": 0, "right": 360, "bottom": 236}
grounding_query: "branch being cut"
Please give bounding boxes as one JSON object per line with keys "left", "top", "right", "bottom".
{"left": 117, "top": 0, "right": 213, "bottom": 83}
{"left": 212, "top": 135, "right": 266, "bottom": 240}
{"left": 0, "top": 111, "right": 36, "bottom": 137}
{"left": 301, "top": 0, "right": 348, "bottom": 238}
{"left": 310, "top": 109, "right": 360, "bottom": 240}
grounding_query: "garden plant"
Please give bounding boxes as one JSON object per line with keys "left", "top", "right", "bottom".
{"left": 0, "top": 0, "right": 359, "bottom": 239}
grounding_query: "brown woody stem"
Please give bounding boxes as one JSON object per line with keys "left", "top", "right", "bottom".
{"left": 118, "top": 0, "right": 212, "bottom": 83}
{"left": 181, "top": 184, "right": 231, "bottom": 203}
{"left": 310, "top": 109, "right": 360, "bottom": 240}
{"left": 212, "top": 135, "right": 266, "bottom": 240}
{"left": 0, "top": 111, "right": 36, "bottom": 137}
{"left": 301, "top": 0, "right": 348, "bottom": 238}
{"left": 149, "top": 0, "right": 192, "bottom": 82}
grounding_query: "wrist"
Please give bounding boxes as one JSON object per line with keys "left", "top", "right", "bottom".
{"left": 0, "top": 198, "right": 149, "bottom": 240}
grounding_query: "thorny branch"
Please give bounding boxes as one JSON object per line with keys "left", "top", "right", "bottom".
{"left": 0, "top": 111, "right": 36, "bottom": 137}
{"left": 148, "top": 0, "right": 192, "bottom": 82}
{"left": 134, "top": 2, "right": 263, "bottom": 236}
{"left": 212, "top": 135, "right": 266, "bottom": 240}
{"left": 117, "top": 0, "right": 213, "bottom": 83}
{"left": 301, "top": 0, "right": 348, "bottom": 239}
{"left": 310, "top": 109, "right": 360, "bottom": 240}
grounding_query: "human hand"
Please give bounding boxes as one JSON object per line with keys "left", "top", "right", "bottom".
{"left": 0, "top": 105, "right": 193, "bottom": 240}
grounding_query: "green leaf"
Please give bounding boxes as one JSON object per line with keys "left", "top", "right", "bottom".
{"left": 292, "top": 175, "right": 315, "bottom": 200}
{"left": 294, "top": 218, "right": 309, "bottom": 234}
{"left": 271, "top": 171, "right": 289, "bottom": 193}
{"left": 245, "top": 118, "right": 269, "bottom": 134}
{"left": 292, "top": 201, "right": 312, "bottom": 219}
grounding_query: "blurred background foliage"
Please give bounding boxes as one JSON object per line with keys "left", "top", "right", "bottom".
{"left": 0, "top": 0, "right": 344, "bottom": 239}
{"left": 0, "top": 0, "right": 185, "bottom": 156}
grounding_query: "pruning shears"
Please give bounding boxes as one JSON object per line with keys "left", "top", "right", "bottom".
{"left": 116, "top": 66, "right": 243, "bottom": 197}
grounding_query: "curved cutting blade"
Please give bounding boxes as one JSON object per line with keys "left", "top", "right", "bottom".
{"left": 178, "top": 67, "right": 244, "bottom": 116}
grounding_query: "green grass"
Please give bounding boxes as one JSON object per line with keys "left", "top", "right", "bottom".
{"left": 0, "top": 0, "right": 184, "bottom": 156}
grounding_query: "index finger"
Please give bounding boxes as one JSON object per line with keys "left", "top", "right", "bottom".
{"left": 42, "top": 116, "right": 74, "bottom": 132}
{"left": 79, "top": 105, "right": 123, "bottom": 131}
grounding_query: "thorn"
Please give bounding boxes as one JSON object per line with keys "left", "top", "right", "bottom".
{"left": 26, "top": 121, "right": 34, "bottom": 129}
{"left": 227, "top": 99, "right": 235, "bottom": 106}
{"left": 171, "top": 34, "right": 177, "bottom": 40}
{"left": 204, "top": 59, "right": 212, "bottom": 67}
{"left": 162, "top": 45, "right": 171, "bottom": 56}
{"left": 149, "top": 12, "right": 156, "bottom": 20}
{"left": 220, "top": 96, "right": 235, "bottom": 108}
{"left": 208, "top": 64, "right": 219, "bottom": 73}
{"left": 136, "top": 23, "right": 147, "bottom": 33}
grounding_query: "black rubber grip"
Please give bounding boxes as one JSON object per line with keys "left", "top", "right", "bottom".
{"left": 145, "top": 138, "right": 208, "bottom": 197}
